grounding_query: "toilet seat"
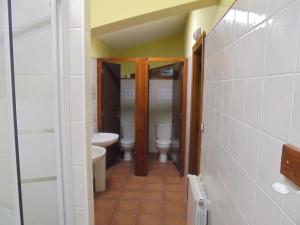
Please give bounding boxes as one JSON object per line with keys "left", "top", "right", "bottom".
{"left": 121, "top": 138, "right": 134, "bottom": 145}
{"left": 156, "top": 139, "right": 171, "bottom": 148}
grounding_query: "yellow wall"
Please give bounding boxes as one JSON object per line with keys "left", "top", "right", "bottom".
{"left": 115, "top": 34, "right": 184, "bottom": 58}
{"left": 115, "top": 33, "right": 184, "bottom": 76}
{"left": 216, "top": 0, "right": 236, "bottom": 22}
{"left": 90, "top": 37, "right": 116, "bottom": 58}
{"left": 91, "top": 0, "right": 215, "bottom": 29}
{"left": 183, "top": 1, "right": 235, "bottom": 56}
{"left": 184, "top": 5, "right": 219, "bottom": 56}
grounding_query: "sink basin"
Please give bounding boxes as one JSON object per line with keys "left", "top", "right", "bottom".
{"left": 92, "top": 132, "right": 119, "bottom": 147}
{"left": 91, "top": 145, "right": 106, "bottom": 163}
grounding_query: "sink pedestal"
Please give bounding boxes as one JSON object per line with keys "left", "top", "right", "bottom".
{"left": 92, "top": 145, "right": 106, "bottom": 192}
{"left": 93, "top": 154, "right": 106, "bottom": 192}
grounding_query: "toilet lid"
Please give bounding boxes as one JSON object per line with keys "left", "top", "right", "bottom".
{"left": 156, "top": 140, "right": 171, "bottom": 145}
{"left": 121, "top": 138, "right": 135, "bottom": 145}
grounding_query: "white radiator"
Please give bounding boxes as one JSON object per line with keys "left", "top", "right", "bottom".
{"left": 187, "top": 175, "right": 209, "bottom": 225}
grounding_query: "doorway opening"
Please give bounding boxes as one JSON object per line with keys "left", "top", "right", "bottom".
{"left": 95, "top": 58, "right": 187, "bottom": 177}
{"left": 188, "top": 34, "right": 205, "bottom": 175}
{"left": 96, "top": 59, "right": 137, "bottom": 168}
{"left": 147, "top": 59, "right": 187, "bottom": 176}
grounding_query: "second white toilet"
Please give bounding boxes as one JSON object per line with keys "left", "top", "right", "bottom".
{"left": 155, "top": 123, "right": 172, "bottom": 163}
{"left": 120, "top": 122, "right": 135, "bottom": 161}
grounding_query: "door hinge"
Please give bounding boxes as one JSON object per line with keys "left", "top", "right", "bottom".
{"left": 200, "top": 122, "right": 204, "bottom": 132}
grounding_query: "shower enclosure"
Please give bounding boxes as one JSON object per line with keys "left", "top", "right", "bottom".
{"left": 0, "top": 0, "right": 66, "bottom": 224}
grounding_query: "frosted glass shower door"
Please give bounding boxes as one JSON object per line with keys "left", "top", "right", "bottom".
{"left": 11, "top": 0, "right": 64, "bottom": 224}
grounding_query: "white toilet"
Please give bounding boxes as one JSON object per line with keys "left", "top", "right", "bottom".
{"left": 120, "top": 122, "right": 135, "bottom": 161}
{"left": 155, "top": 123, "right": 172, "bottom": 163}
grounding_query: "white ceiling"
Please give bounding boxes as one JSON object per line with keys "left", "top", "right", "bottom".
{"left": 96, "top": 14, "right": 187, "bottom": 50}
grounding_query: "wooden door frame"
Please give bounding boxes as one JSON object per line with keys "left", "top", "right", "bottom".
{"left": 188, "top": 33, "right": 205, "bottom": 175}
{"left": 97, "top": 57, "right": 187, "bottom": 177}
{"left": 147, "top": 57, "right": 187, "bottom": 177}
{"left": 97, "top": 58, "right": 148, "bottom": 176}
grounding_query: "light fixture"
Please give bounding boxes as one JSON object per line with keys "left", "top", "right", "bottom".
{"left": 193, "top": 28, "right": 201, "bottom": 41}
{"left": 272, "top": 182, "right": 300, "bottom": 195}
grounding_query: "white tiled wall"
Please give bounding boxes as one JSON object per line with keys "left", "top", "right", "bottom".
{"left": 202, "top": 0, "right": 300, "bottom": 225}
{"left": 66, "top": 0, "right": 93, "bottom": 224}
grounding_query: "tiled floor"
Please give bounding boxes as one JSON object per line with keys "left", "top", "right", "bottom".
{"left": 94, "top": 157, "right": 187, "bottom": 225}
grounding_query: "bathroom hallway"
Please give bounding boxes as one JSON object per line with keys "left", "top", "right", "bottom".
{"left": 94, "top": 156, "right": 187, "bottom": 225}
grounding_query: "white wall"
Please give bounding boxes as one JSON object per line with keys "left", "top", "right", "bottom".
{"left": 120, "top": 79, "right": 135, "bottom": 136}
{"left": 149, "top": 80, "right": 173, "bottom": 152}
{"left": 65, "top": 0, "right": 93, "bottom": 224}
{"left": 202, "top": 1, "right": 300, "bottom": 225}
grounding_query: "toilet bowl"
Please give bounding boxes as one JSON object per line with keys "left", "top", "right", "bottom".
{"left": 120, "top": 138, "right": 135, "bottom": 161}
{"left": 155, "top": 123, "right": 172, "bottom": 163}
{"left": 121, "top": 122, "right": 135, "bottom": 161}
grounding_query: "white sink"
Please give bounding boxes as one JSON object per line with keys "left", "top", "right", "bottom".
{"left": 92, "top": 132, "right": 119, "bottom": 147}
{"left": 91, "top": 145, "right": 106, "bottom": 164}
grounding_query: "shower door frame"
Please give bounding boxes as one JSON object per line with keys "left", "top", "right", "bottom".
{"left": 1, "top": 0, "right": 23, "bottom": 224}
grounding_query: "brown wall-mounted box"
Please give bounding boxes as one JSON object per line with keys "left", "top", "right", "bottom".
{"left": 281, "top": 144, "right": 300, "bottom": 187}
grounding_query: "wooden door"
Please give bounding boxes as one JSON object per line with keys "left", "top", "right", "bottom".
{"left": 98, "top": 61, "right": 121, "bottom": 167}
{"left": 171, "top": 63, "right": 183, "bottom": 171}
{"left": 135, "top": 59, "right": 149, "bottom": 176}
{"left": 188, "top": 34, "right": 205, "bottom": 175}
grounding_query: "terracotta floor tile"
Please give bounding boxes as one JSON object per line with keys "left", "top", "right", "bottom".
{"left": 164, "top": 192, "right": 186, "bottom": 203}
{"left": 137, "top": 213, "right": 162, "bottom": 225}
{"left": 145, "top": 176, "right": 164, "bottom": 184}
{"left": 141, "top": 200, "right": 162, "bottom": 214}
{"left": 163, "top": 214, "right": 186, "bottom": 225}
{"left": 148, "top": 168, "right": 164, "bottom": 176}
{"left": 94, "top": 199, "right": 118, "bottom": 211}
{"left": 164, "top": 169, "right": 179, "bottom": 176}
{"left": 117, "top": 199, "right": 141, "bottom": 213}
{"left": 107, "top": 180, "right": 126, "bottom": 190}
{"left": 128, "top": 175, "right": 146, "bottom": 183}
{"left": 98, "top": 189, "right": 121, "bottom": 200}
{"left": 110, "top": 175, "right": 129, "bottom": 182}
{"left": 144, "top": 183, "right": 164, "bottom": 192}
{"left": 125, "top": 182, "right": 144, "bottom": 190}
{"left": 94, "top": 211, "right": 113, "bottom": 225}
{"left": 94, "top": 158, "right": 187, "bottom": 225}
{"left": 121, "top": 191, "right": 142, "bottom": 200}
{"left": 163, "top": 201, "right": 187, "bottom": 215}
{"left": 164, "top": 176, "right": 184, "bottom": 184}
{"left": 164, "top": 184, "right": 185, "bottom": 192}
{"left": 143, "top": 191, "right": 163, "bottom": 201}
{"left": 111, "top": 212, "right": 138, "bottom": 225}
